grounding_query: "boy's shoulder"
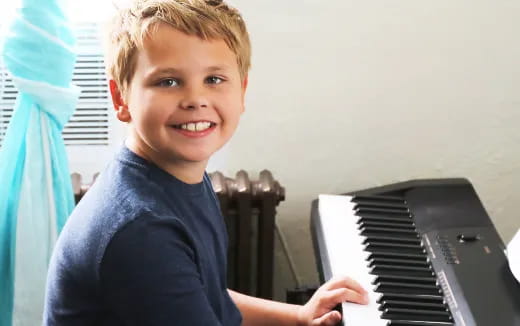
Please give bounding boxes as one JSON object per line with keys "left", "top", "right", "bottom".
{"left": 56, "top": 147, "right": 185, "bottom": 268}
{"left": 75, "top": 146, "right": 173, "bottom": 224}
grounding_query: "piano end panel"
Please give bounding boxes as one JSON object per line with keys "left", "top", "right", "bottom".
{"left": 344, "top": 178, "right": 472, "bottom": 197}
{"left": 406, "top": 183, "right": 495, "bottom": 235}
{"left": 310, "top": 199, "right": 332, "bottom": 284}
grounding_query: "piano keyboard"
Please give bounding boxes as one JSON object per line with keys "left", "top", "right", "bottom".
{"left": 317, "top": 194, "right": 453, "bottom": 326}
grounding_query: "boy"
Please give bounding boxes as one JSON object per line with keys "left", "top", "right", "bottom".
{"left": 44, "top": 0, "right": 368, "bottom": 325}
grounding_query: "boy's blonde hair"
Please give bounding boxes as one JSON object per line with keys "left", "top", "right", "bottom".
{"left": 106, "top": 0, "right": 251, "bottom": 97}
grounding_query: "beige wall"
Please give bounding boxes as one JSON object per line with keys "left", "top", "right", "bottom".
{"left": 218, "top": 0, "right": 520, "bottom": 290}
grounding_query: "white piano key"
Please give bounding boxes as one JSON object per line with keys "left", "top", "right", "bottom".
{"left": 319, "top": 194, "right": 388, "bottom": 326}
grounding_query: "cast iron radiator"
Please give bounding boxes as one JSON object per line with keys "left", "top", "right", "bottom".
{"left": 71, "top": 170, "right": 285, "bottom": 299}
{"left": 209, "top": 170, "right": 285, "bottom": 299}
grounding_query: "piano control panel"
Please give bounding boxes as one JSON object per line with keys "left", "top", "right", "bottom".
{"left": 433, "top": 234, "right": 460, "bottom": 265}
{"left": 456, "top": 234, "right": 480, "bottom": 243}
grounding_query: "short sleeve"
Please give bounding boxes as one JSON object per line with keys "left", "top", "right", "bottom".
{"left": 99, "top": 215, "right": 223, "bottom": 326}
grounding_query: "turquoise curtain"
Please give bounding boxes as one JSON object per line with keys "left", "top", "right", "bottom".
{"left": 0, "top": 0, "right": 79, "bottom": 324}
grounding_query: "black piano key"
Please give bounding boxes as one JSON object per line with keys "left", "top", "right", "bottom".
{"left": 375, "top": 283, "right": 440, "bottom": 295}
{"left": 355, "top": 210, "right": 411, "bottom": 217}
{"left": 378, "top": 293, "right": 445, "bottom": 304}
{"left": 373, "top": 274, "right": 437, "bottom": 285}
{"left": 356, "top": 207, "right": 412, "bottom": 217}
{"left": 365, "top": 241, "right": 424, "bottom": 251}
{"left": 369, "top": 258, "right": 430, "bottom": 268}
{"left": 364, "top": 232, "right": 420, "bottom": 241}
{"left": 384, "top": 316, "right": 453, "bottom": 324}
{"left": 351, "top": 195, "right": 406, "bottom": 204}
{"left": 368, "top": 251, "right": 428, "bottom": 260}
{"left": 360, "top": 226, "right": 417, "bottom": 234}
{"left": 365, "top": 246, "right": 426, "bottom": 256}
{"left": 380, "top": 299, "right": 448, "bottom": 311}
{"left": 364, "top": 240, "right": 423, "bottom": 250}
{"left": 371, "top": 264, "right": 432, "bottom": 276}
{"left": 375, "top": 280, "right": 440, "bottom": 291}
{"left": 356, "top": 212, "right": 413, "bottom": 221}
{"left": 375, "top": 285, "right": 441, "bottom": 296}
{"left": 372, "top": 263, "right": 432, "bottom": 272}
{"left": 371, "top": 268, "right": 435, "bottom": 278}
{"left": 361, "top": 226, "right": 417, "bottom": 235}
{"left": 359, "top": 221, "right": 416, "bottom": 230}
{"left": 387, "top": 321, "right": 454, "bottom": 326}
{"left": 357, "top": 215, "right": 413, "bottom": 224}
{"left": 358, "top": 218, "right": 415, "bottom": 226}
{"left": 352, "top": 202, "right": 410, "bottom": 213}
{"left": 383, "top": 307, "right": 452, "bottom": 321}
{"left": 361, "top": 227, "right": 418, "bottom": 236}
{"left": 363, "top": 236, "right": 422, "bottom": 245}
{"left": 354, "top": 203, "right": 409, "bottom": 213}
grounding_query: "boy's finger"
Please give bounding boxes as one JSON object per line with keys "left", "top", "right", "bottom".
{"left": 323, "top": 287, "right": 369, "bottom": 306}
{"left": 312, "top": 310, "right": 342, "bottom": 326}
{"left": 323, "top": 276, "right": 367, "bottom": 295}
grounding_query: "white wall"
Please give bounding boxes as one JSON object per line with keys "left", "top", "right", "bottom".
{"left": 221, "top": 0, "right": 520, "bottom": 286}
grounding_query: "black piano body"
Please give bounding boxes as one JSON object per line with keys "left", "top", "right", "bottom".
{"left": 311, "top": 178, "right": 520, "bottom": 326}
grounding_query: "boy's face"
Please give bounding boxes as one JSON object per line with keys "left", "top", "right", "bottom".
{"left": 111, "top": 23, "right": 247, "bottom": 173}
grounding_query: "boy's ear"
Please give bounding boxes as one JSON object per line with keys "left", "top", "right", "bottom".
{"left": 241, "top": 74, "right": 248, "bottom": 112}
{"left": 109, "top": 79, "right": 131, "bottom": 123}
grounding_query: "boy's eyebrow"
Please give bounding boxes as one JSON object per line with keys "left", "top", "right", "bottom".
{"left": 145, "top": 65, "right": 232, "bottom": 78}
{"left": 205, "top": 65, "right": 232, "bottom": 73}
{"left": 145, "top": 67, "right": 181, "bottom": 78}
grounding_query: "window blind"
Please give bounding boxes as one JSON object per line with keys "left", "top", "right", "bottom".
{"left": 0, "top": 22, "right": 111, "bottom": 146}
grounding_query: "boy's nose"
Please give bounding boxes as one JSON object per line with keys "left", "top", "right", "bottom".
{"left": 179, "top": 86, "right": 209, "bottom": 110}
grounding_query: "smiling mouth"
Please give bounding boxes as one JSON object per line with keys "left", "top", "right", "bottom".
{"left": 171, "top": 121, "right": 216, "bottom": 132}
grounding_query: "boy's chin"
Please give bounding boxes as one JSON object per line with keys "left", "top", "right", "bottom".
{"left": 170, "top": 150, "right": 214, "bottom": 165}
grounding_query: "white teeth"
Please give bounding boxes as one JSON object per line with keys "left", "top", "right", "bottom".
{"left": 196, "top": 121, "right": 211, "bottom": 131}
{"left": 179, "top": 122, "right": 212, "bottom": 131}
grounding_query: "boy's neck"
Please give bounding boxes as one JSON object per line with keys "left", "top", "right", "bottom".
{"left": 124, "top": 138, "right": 207, "bottom": 184}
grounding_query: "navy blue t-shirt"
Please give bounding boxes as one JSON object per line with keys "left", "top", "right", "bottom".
{"left": 44, "top": 146, "right": 242, "bottom": 326}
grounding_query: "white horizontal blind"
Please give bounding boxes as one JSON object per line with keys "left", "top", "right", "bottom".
{"left": 0, "top": 64, "right": 14, "bottom": 143}
{"left": 0, "top": 22, "right": 111, "bottom": 146}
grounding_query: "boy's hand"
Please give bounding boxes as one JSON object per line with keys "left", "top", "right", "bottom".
{"left": 297, "top": 276, "right": 369, "bottom": 326}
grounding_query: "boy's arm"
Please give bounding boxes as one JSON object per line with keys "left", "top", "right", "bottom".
{"left": 229, "top": 276, "right": 369, "bottom": 326}
{"left": 228, "top": 289, "right": 301, "bottom": 326}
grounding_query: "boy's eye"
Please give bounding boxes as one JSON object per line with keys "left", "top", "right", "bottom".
{"left": 206, "top": 76, "right": 224, "bottom": 84}
{"left": 157, "top": 78, "right": 179, "bottom": 87}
